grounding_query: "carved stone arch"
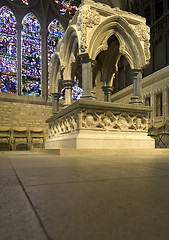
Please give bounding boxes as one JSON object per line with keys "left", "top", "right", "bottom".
{"left": 88, "top": 15, "right": 148, "bottom": 70}
{"left": 49, "top": 52, "right": 61, "bottom": 93}
{"left": 70, "top": 39, "right": 79, "bottom": 80}
{"left": 101, "top": 36, "right": 120, "bottom": 86}
{"left": 60, "top": 26, "right": 79, "bottom": 80}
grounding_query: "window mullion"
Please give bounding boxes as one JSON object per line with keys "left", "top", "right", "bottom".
{"left": 41, "top": 28, "right": 48, "bottom": 101}
{"left": 16, "top": 23, "right": 22, "bottom": 96}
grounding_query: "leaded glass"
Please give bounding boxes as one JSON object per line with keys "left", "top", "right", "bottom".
{"left": 60, "top": 77, "right": 83, "bottom": 100}
{"left": 48, "top": 19, "right": 64, "bottom": 62}
{"left": 22, "top": 0, "right": 29, "bottom": 5}
{"left": 0, "top": 6, "right": 17, "bottom": 94}
{"left": 48, "top": 19, "right": 64, "bottom": 96}
{"left": 55, "top": 0, "right": 78, "bottom": 16}
{"left": 22, "top": 13, "right": 41, "bottom": 96}
{"left": 72, "top": 77, "right": 83, "bottom": 100}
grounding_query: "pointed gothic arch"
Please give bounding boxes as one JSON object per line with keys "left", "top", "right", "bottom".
{"left": 88, "top": 15, "right": 149, "bottom": 70}
{"left": 21, "top": 12, "right": 41, "bottom": 96}
{"left": 0, "top": 5, "right": 17, "bottom": 94}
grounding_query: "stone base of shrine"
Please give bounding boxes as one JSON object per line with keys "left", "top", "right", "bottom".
{"left": 45, "top": 131, "right": 154, "bottom": 150}
{"left": 45, "top": 99, "right": 155, "bottom": 151}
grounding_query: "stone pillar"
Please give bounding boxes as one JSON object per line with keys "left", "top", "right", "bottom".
{"left": 41, "top": 28, "right": 49, "bottom": 101}
{"left": 130, "top": 69, "right": 143, "bottom": 104}
{"left": 52, "top": 93, "right": 61, "bottom": 115}
{"left": 16, "top": 23, "right": 22, "bottom": 96}
{"left": 63, "top": 80, "right": 74, "bottom": 106}
{"left": 102, "top": 86, "right": 114, "bottom": 102}
{"left": 81, "top": 58, "right": 96, "bottom": 100}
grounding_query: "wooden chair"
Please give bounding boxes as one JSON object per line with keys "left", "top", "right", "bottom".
{"left": 157, "top": 122, "right": 169, "bottom": 148}
{"left": 153, "top": 121, "right": 166, "bottom": 148}
{"left": 12, "top": 127, "right": 28, "bottom": 150}
{"left": 0, "top": 126, "right": 11, "bottom": 150}
{"left": 29, "top": 127, "right": 44, "bottom": 149}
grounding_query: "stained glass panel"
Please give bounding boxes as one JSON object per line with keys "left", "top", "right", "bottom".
{"left": 55, "top": 0, "right": 78, "bottom": 16}
{"left": 60, "top": 77, "right": 83, "bottom": 100}
{"left": 48, "top": 19, "right": 64, "bottom": 62}
{"left": 48, "top": 19, "right": 64, "bottom": 96}
{"left": 0, "top": 6, "right": 17, "bottom": 93}
{"left": 22, "top": 13, "right": 41, "bottom": 96}
{"left": 22, "top": 0, "right": 29, "bottom": 5}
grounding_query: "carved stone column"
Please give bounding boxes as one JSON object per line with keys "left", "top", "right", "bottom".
{"left": 63, "top": 80, "right": 74, "bottom": 106}
{"left": 16, "top": 23, "right": 22, "bottom": 95}
{"left": 81, "top": 58, "right": 96, "bottom": 100}
{"left": 102, "top": 86, "right": 114, "bottom": 102}
{"left": 41, "top": 28, "right": 49, "bottom": 101}
{"left": 130, "top": 69, "right": 143, "bottom": 104}
{"left": 52, "top": 93, "right": 61, "bottom": 115}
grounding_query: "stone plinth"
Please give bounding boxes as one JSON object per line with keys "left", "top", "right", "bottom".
{"left": 45, "top": 99, "right": 154, "bottom": 150}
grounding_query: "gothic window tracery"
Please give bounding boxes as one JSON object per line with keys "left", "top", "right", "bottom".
{"left": 0, "top": 1, "right": 80, "bottom": 99}
{"left": 22, "top": 13, "right": 41, "bottom": 96}
{"left": 0, "top": 6, "right": 17, "bottom": 94}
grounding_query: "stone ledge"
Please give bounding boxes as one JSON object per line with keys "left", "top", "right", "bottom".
{"left": 47, "top": 99, "right": 153, "bottom": 123}
{"left": 35, "top": 148, "right": 169, "bottom": 156}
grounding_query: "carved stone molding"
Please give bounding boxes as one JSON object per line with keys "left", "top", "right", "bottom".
{"left": 81, "top": 110, "right": 147, "bottom": 132}
{"left": 48, "top": 111, "right": 79, "bottom": 138}
{"left": 48, "top": 106, "right": 148, "bottom": 139}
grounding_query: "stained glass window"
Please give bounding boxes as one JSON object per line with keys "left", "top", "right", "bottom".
{"left": 10, "top": 0, "right": 29, "bottom": 4}
{"left": 22, "top": 0, "right": 29, "bottom": 5}
{"left": 22, "top": 13, "right": 41, "bottom": 96}
{"left": 72, "top": 78, "right": 83, "bottom": 100}
{"left": 48, "top": 19, "right": 64, "bottom": 96}
{"left": 48, "top": 19, "right": 64, "bottom": 63}
{"left": 60, "top": 77, "right": 83, "bottom": 100}
{"left": 55, "top": 0, "right": 78, "bottom": 16}
{"left": 0, "top": 6, "right": 17, "bottom": 94}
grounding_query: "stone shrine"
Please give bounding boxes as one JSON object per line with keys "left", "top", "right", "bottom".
{"left": 45, "top": 0, "right": 154, "bottom": 150}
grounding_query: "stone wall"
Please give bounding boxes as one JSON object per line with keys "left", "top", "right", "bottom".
{"left": 0, "top": 101, "right": 52, "bottom": 140}
{"left": 111, "top": 66, "right": 169, "bottom": 148}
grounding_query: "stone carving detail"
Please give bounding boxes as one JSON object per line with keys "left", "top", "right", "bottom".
{"left": 48, "top": 112, "right": 79, "bottom": 138}
{"left": 48, "top": 109, "right": 147, "bottom": 138}
{"left": 81, "top": 110, "right": 147, "bottom": 131}
{"left": 77, "top": 5, "right": 100, "bottom": 52}
{"left": 132, "top": 23, "right": 150, "bottom": 64}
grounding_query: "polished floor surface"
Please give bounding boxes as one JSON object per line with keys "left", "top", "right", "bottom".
{"left": 1, "top": 151, "right": 169, "bottom": 240}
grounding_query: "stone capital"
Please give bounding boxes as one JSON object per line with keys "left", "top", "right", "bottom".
{"left": 62, "top": 80, "right": 74, "bottom": 88}
{"left": 102, "top": 86, "right": 114, "bottom": 94}
{"left": 52, "top": 92, "right": 61, "bottom": 99}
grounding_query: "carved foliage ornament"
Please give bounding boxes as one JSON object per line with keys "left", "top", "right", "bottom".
{"left": 132, "top": 23, "right": 150, "bottom": 63}
{"left": 77, "top": 5, "right": 100, "bottom": 52}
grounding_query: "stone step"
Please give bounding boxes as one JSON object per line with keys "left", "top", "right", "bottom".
{"left": 31, "top": 148, "right": 169, "bottom": 156}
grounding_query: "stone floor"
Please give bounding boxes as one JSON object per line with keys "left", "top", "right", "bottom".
{"left": 1, "top": 151, "right": 169, "bottom": 240}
